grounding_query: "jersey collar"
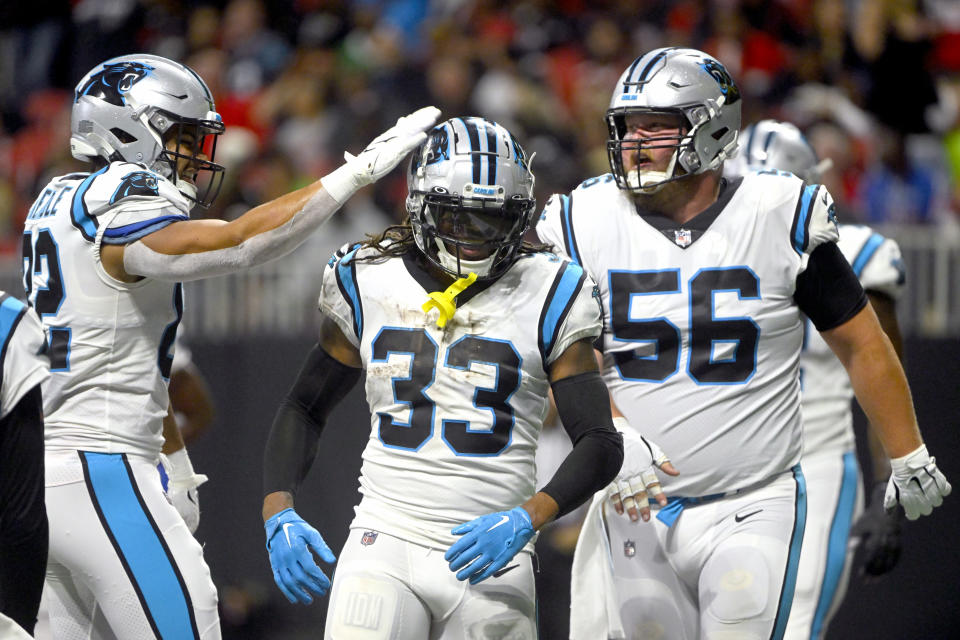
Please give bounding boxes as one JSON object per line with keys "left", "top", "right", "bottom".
{"left": 401, "top": 250, "right": 500, "bottom": 307}
{"left": 635, "top": 176, "right": 743, "bottom": 249}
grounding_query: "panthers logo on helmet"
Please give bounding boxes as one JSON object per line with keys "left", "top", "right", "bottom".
{"left": 76, "top": 61, "right": 154, "bottom": 107}
{"left": 110, "top": 171, "right": 160, "bottom": 203}
{"left": 424, "top": 126, "right": 450, "bottom": 166}
{"left": 699, "top": 59, "right": 740, "bottom": 104}
{"left": 511, "top": 136, "right": 529, "bottom": 170}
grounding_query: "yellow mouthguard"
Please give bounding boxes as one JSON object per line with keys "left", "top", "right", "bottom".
{"left": 422, "top": 272, "right": 478, "bottom": 328}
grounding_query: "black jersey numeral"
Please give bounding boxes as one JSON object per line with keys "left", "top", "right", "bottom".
{"left": 371, "top": 328, "right": 521, "bottom": 455}
{"left": 22, "top": 229, "right": 70, "bottom": 370}
{"left": 609, "top": 267, "right": 760, "bottom": 385}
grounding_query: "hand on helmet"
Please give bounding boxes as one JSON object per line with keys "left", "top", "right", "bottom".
{"left": 321, "top": 106, "right": 441, "bottom": 204}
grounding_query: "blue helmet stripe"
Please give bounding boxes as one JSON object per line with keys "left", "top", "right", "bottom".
{"left": 459, "top": 118, "right": 482, "bottom": 184}
{"left": 632, "top": 47, "right": 675, "bottom": 92}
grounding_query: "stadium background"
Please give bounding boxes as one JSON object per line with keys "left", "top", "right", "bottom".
{"left": 1, "top": 0, "right": 959, "bottom": 638}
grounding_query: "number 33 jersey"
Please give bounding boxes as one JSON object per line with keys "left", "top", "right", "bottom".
{"left": 22, "top": 163, "right": 190, "bottom": 457}
{"left": 320, "top": 248, "right": 602, "bottom": 549}
{"left": 538, "top": 172, "right": 839, "bottom": 498}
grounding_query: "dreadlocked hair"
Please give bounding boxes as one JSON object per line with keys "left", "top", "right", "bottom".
{"left": 350, "top": 215, "right": 553, "bottom": 266}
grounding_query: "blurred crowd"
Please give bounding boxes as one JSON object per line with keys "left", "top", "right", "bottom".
{"left": 3, "top": 0, "right": 960, "bottom": 262}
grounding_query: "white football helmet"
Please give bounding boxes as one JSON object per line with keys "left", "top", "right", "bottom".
{"left": 406, "top": 117, "right": 536, "bottom": 280}
{"left": 607, "top": 47, "right": 741, "bottom": 192}
{"left": 724, "top": 119, "right": 832, "bottom": 182}
{"left": 71, "top": 54, "right": 225, "bottom": 207}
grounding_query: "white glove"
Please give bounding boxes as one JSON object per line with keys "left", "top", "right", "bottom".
{"left": 320, "top": 106, "right": 441, "bottom": 204}
{"left": 883, "top": 444, "right": 951, "bottom": 520}
{"left": 606, "top": 417, "right": 677, "bottom": 522}
{"left": 159, "top": 449, "right": 209, "bottom": 534}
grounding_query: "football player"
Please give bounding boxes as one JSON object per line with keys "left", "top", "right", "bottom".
{"left": 260, "top": 117, "right": 632, "bottom": 639}
{"left": 536, "top": 48, "right": 950, "bottom": 639}
{"left": 23, "top": 52, "right": 437, "bottom": 639}
{"left": 0, "top": 293, "right": 49, "bottom": 636}
{"left": 726, "top": 119, "right": 909, "bottom": 638}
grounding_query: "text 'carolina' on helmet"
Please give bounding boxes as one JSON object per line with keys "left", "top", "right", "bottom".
{"left": 71, "top": 53, "right": 226, "bottom": 208}
{"left": 607, "top": 47, "right": 741, "bottom": 192}
{"left": 406, "top": 117, "right": 536, "bottom": 280}
{"left": 724, "top": 119, "right": 832, "bottom": 183}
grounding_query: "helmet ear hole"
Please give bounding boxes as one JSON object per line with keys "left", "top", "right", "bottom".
{"left": 111, "top": 128, "right": 137, "bottom": 144}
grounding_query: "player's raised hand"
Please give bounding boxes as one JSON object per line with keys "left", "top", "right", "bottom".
{"left": 607, "top": 417, "right": 679, "bottom": 523}
{"left": 852, "top": 481, "right": 903, "bottom": 577}
{"left": 883, "top": 444, "right": 951, "bottom": 520}
{"left": 321, "top": 106, "right": 441, "bottom": 203}
{"left": 264, "top": 508, "right": 336, "bottom": 604}
{"left": 445, "top": 506, "right": 534, "bottom": 585}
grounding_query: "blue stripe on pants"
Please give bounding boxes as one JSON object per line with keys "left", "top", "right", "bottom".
{"left": 83, "top": 452, "right": 198, "bottom": 639}
{"left": 810, "top": 452, "right": 859, "bottom": 638}
{"left": 771, "top": 464, "right": 808, "bottom": 640}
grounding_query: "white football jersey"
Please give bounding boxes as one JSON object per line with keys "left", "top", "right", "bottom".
{"left": 321, "top": 246, "right": 602, "bottom": 549}
{"left": 0, "top": 293, "right": 49, "bottom": 418}
{"left": 799, "top": 224, "right": 905, "bottom": 454}
{"left": 22, "top": 162, "right": 191, "bottom": 456}
{"left": 538, "top": 171, "right": 839, "bottom": 498}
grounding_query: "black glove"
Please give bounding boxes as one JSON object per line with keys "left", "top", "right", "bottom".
{"left": 851, "top": 481, "right": 904, "bottom": 577}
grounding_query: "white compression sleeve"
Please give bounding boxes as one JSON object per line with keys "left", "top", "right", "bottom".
{"left": 123, "top": 188, "right": 342, "bottom": 282}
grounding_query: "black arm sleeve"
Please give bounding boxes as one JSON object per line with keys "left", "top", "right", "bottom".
{"left": 794, "top": 242, "right": 868, "bottom": 331}
{"left": 540, "top": 372, "right": 624, "bottom": 518}
{"left": 263, "top": 344, "right": 361, "bottom": 498}
{"left": 0, "top": 384, "right": 47, "bottom": 634}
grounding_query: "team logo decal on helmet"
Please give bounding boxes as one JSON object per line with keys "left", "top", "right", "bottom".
{"left": 110, "top": 171, "right": 160, "bottom": 203}
{"left": 700, "top": 59, "right": 740, "bottom": 104}
{"left": 75, "top": 62, "right": 154, "bottom": 107}
{"left": 425, "top": 126, "right": 450, "bottom": 165}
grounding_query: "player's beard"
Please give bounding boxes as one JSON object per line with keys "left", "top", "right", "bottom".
{"left": 631, "top": 174, "right": 697, "bottom": 219}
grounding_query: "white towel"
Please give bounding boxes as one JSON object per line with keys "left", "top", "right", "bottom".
{"left": 569, "top": 490, "right": 625, "bottom": 639}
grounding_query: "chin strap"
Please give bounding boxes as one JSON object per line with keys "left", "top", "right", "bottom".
{"left": 422, "top": 272, "right": 477, "bottom": 328}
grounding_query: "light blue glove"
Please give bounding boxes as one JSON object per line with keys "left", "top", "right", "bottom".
{"left": 264, "top": 508, "right": 336, "bottom": 604}
{"left": 445, "top": 506, "right": 534, "bottom": 585}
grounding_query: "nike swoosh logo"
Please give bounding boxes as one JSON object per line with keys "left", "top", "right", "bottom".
{"left": 487, "top": 515, "right": 510, "bottom": 532}
{"left": 734, "top": 509, "right": 763, "bottom": 523}
{"left": 282, "top": 522, "right": 295, "bottom": 546}
{"left": 157, "top": 90, "right": 189, "bottom": 100}
{"left": 492, "top": 564, "right": 519, "bottom": 578}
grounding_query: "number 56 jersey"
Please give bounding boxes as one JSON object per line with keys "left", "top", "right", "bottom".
{"left": 538, "top": 171, "right": 839, "bottom": 499}
{"left": 320, "top": 247, "right": 601, "bottom": 549}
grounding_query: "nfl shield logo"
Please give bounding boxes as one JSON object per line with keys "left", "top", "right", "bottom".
{"left": 673, "top": 229, "right": 692, "bottom": 248}
{"left": 361, "top": 531, "right": 378, "bottom": 546}
{"left": 624, "top": 540, "right": 636, "bottom": 558}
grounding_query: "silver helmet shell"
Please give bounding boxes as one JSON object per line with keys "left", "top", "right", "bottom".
{"left": 724, "top": 119, "right": 830, "bottom": 183}
{"left": 607, "top": 47, "right": 741, "bottom": 192}
{"left": 406, "top": 117, "right": 536, "bottom": 280}
{"left": 71, "top": 54, "right": 225, "bottom": 207}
